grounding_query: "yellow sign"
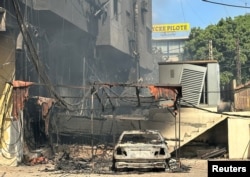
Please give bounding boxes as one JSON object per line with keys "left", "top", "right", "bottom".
{"left": 152, "top": 23, "right": 190, "bottom": 33}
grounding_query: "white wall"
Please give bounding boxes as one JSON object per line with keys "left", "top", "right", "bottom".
{"left": 228, "top": 117, "right": 250, "bottom": 159}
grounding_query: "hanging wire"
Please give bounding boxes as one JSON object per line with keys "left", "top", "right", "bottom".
{"left": 202, "top": 0, "right": 250, "bottom": 8}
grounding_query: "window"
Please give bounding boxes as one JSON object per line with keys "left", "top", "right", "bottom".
{"left": 113, "top": 0, "right": 118, "bottom": 20}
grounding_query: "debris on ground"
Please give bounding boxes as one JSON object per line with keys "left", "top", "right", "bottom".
{"left": 167, "top": 158, "right": 191, "bottom": 173}
{"left": 52, "top": 144, "right": 113, "bottom": 174}
{"left": 200, "top": 147, "right": 227, "bottom": 159}
{"left": 21, "top": 144, "right": 194, "bottom": 174}
{"left": 23, "top": 149, "right": 50, "bottom": 166}
{"left": 29, "top": 156, "right": 48, "bottom": 165}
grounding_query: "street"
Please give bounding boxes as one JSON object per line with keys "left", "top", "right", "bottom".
{"left": 0, "top": 159, "right": 208, "bottom": 177}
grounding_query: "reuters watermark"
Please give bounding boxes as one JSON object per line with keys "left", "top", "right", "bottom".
{"left": 208, "top": 160, "right": 250, "bottom": 177}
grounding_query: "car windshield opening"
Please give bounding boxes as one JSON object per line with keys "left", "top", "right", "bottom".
{"left": 121, "top": 133, "right": 161, "bottom": 144}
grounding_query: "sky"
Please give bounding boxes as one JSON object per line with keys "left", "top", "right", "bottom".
{"left": 152, "top": 0, "right": 250, "bottom": 37}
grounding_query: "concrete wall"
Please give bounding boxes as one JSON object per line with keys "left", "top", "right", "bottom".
{"left": 207, "top": 63, "right": 221, "bottom": 106}
{"left": 0, "top": 31, "right": 15, "bottom": 88}
{"left": 52, "top": 107, "right": 226, "bottom": 153}
{"left": 228, "top": 116, "right": 250, "bottom": 159}
{"left": 0, "top": 30, "right": 19, "bottom": 166}
{"left": 97, "top": 0, "right": 153, "bottom": 70}
{"left": 25, "top": 0, "right": 91, "bottom": 33}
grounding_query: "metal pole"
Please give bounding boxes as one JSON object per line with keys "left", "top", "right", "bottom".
{"left": 91, "top": 89, "right": 97, "bottom": 159}
{"left": 112, "top": 112, "right": 116, "bottom": 146}
{"left": 178, "top": 98, "right": 181, "bottom": 166}
{"left": 134, "top": 1, "right": 140, "bottom": 80}
{"left": 175, "top": 114, "right": 177, "bottom": 159}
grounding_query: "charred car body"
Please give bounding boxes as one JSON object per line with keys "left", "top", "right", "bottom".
{"left": 112, "top": 130, "right": 171, "bottom": 171}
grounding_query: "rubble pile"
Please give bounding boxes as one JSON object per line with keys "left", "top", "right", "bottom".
{"left": 53, "top": 144, "right": 113, "bottom": 174}
{"left": 54, "top": 151, "right": 91, "bottom": 172}
{"left": 22, "top": 144, "right": 191, "bottom": 174}
{"left": 23, "top": 147, "right": 51, "bottom": 166}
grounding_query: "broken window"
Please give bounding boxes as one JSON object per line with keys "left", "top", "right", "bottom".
{"left": 121, "top": 133, "right": 161, "bottom": 144}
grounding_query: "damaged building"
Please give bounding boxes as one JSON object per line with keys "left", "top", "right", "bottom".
{"left": 0, "top": 0, "right": 250, "bottom": 168}
{"left": 0, "top": 0, "right": 158, "bottom": 165}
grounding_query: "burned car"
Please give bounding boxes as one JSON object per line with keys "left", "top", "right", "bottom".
{"left": 112, "top": 130, "right": 171, "bottom": 171}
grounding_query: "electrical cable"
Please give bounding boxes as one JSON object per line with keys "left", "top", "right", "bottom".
{"left": 202, "top": 0, "right": 250, "bottom": 8}
{"left": 180, "top": 0, "right": 186, "bottom": 23}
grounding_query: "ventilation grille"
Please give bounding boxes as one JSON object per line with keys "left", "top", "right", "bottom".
{"left": 181, "top": 68, "right": 206, "bottom": 106}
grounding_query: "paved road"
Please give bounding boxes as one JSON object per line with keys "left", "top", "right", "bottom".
{"left": 0, "top": 159, "right": 208, "bottom": 177}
